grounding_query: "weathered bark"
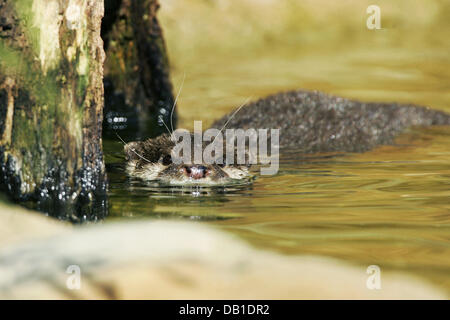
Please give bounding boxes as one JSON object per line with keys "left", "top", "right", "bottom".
{"left": 102, "top": 0, "right": 176, "bottom": 139}
{"left": 0, "top": 0, "right": 107, "bottom": 221}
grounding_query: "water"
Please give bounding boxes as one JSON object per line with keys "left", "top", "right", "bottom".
{"left": 104, "top": 125, "right": 450, "bottom": 292}
{"left": 103, "top": 1, "right": 450, "bottom": 293}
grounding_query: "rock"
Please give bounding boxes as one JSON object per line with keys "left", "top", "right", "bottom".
{"left": 0, "top": 202, "right": 69, "bottom": 248}
{"left": 0, "top": 214, "right": 445, "bottom": 299}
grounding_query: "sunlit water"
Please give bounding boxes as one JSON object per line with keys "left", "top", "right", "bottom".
{"left": 104, "top": 123, "right": 450, "bottom": 292}
{"left": 103, "top": 2, "right": 450, "bottom": 293}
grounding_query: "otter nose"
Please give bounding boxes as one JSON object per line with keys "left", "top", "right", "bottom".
{"left": 184, "top": 165, "right": 207, "bottom": 179}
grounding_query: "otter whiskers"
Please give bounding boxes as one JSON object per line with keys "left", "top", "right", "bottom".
{"left": 115, "top": 131, "right": 152, "bottom": 163}
{"left": 213, "top": 96, "right": 252, "bottom": 142}
{"left": 157, "top": 72, "right": 186, "bottom": 139}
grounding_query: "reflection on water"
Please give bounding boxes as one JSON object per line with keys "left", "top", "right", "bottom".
{"left": 103, "top": 0, "right": 450, "bottom": 293}
{"left": 105, "top": 160, "right": 255, "bottom": 220}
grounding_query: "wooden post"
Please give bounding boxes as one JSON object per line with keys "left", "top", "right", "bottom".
{"left": 0, "top": 0, "right": 107, "bottom": 221}
{"left": 102, "top": 0, "right": 176, "bottom": 139}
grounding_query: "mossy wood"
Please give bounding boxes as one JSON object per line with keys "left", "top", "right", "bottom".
{"left": 102, "top": 0, "right": 175, "bottom": 138}
{"left": 0, "top": 0, "right": 107, "bottom": 221}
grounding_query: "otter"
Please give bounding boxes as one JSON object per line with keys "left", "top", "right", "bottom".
{"left": 124, "top": 90, "right": 450, "bottom": 185}
{"left": 124, "top": 133, "right": 252, "bottom": 185}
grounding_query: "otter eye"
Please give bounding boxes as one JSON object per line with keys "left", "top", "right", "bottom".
{"left": 162, "top": 155, "right": 172, "bottom": 165}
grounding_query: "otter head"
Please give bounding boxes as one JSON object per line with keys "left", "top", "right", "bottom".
{"left": 124, "top": 134, "right": 252, "bottom": 185}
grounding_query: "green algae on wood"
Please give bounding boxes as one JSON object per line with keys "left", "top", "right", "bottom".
{"left": 0, "top": 0, "right": 107, "bottom": 221}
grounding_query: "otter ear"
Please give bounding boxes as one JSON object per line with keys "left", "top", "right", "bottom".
{"left": 124, "top": 141, "right": 141, "bottom": 161}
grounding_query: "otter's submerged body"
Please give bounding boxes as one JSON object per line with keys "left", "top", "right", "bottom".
{"left": 125, "top": 90, "right": 450, "bottom": 185}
